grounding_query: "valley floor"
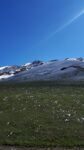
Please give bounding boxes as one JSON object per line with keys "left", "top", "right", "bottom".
{"left": 0, "top": 82, "right": 84, "bottom": 148}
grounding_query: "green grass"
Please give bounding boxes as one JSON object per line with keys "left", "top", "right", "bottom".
{"left": 0, "top": 82, "right": 84, "bottom": 147}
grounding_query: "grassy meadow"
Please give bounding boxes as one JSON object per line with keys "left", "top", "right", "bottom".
{"left": 0, "top": 82, "right": 84, "bottom": 147}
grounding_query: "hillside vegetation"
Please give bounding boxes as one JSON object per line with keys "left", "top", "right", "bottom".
{"left": 0, "top": 82, "right": 84, "bottom": 147}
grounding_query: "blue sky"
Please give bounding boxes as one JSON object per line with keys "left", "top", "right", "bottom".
{"left": 0, "top": 0, "right": 84, "bottom": 66}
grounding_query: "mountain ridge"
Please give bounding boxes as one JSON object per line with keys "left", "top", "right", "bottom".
{"left": 1, "top": 58, "right": 84, "bottom": 83}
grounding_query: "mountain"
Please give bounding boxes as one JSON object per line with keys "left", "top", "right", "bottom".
{"left": 0, "top": 60, "right": 44, "bottom": 80}
{"left": 1, "top": 58, "right": 84, "bottom": 84}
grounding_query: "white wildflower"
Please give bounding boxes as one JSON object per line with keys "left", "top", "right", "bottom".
{"left": 65, "top": 118, "right": 69, "bottom": 122}
{"left": 67, "top": 113, "right": 71, "bottom": 117}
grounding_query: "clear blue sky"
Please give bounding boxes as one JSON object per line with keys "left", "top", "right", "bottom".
{"left": 0, "top": 0, "right": 84, "bottom": 66}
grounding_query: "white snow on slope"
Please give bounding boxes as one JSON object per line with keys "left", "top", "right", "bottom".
{"left": 66, "top": 58, "right": 84, "bottom": 61}
{"left": 0, "top": 74, "right": 14, "bottom": 80}
{"left": 0, "top": 66, "right": 9, "bottom": 70}
{"left": 66, "top": 58, "right": 78, "bottom": 61}
{"left": 23, "top": 62, "right": 31, "bottom": 66}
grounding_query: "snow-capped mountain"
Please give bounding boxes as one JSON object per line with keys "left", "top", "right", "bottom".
{"left": 0, "top": 60, "right": 44, "bottom": 80}
{"left": 1, "top": 58, "right": 84, "bottom": 84}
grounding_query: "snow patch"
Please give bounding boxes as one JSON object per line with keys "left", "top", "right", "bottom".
{"left": 0, "top": 74, "right": 14, "bottom": 80}
{"left": 0, "top": 66, "right": 10, "bottom": 70}
{"left": 23, "top": 62, "right": 31, "bottom": 66}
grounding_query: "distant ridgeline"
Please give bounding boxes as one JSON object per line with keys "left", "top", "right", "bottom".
{"left": 0, "top": 58, "right": 84, "bottom": 84}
